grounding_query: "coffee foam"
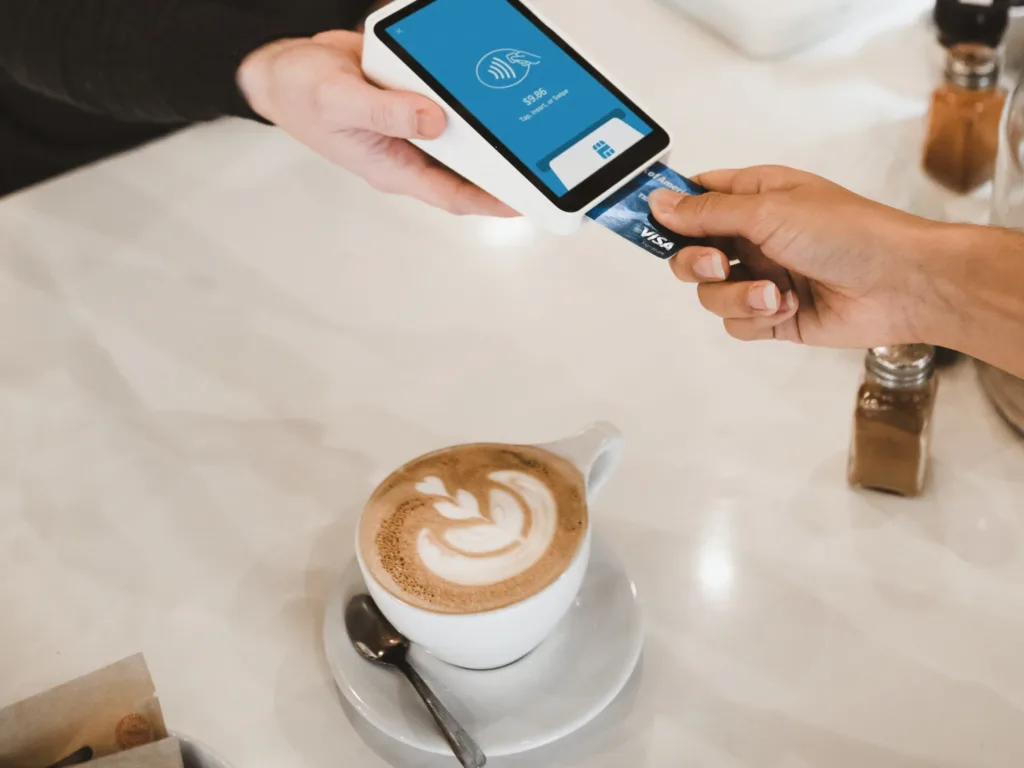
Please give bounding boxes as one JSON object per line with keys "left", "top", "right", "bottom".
{"left": 360, "top": 443, "right": 588, "bottom": 614}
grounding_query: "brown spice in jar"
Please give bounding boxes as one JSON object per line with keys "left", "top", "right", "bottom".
{"left": 922, "top": 43, "right": 1006, "bottom": 194}
{"left": 848, "top": 346, "right": 938, "bottom": 498}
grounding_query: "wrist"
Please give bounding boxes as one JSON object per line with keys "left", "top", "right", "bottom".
{"left": 909, "top": 221, "right": 1021, "bottom": 356}
{"left": 908, "top": 222, "right": 972, "bottom": 350}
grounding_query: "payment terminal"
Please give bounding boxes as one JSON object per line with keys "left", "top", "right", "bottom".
{"left": 362, "top": 0, "right": 673, "bottom": 234}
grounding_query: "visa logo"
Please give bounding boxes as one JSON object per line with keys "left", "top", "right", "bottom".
{"left": 641, "top": 227, "right": 675, "bottom": 251}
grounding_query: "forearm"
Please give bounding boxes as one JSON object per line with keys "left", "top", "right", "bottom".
{"left": 923, "top": 224, "right": 1024, "bottom": 378}
{"left": 0, "top": 0, "right": 374, "bottom": 124}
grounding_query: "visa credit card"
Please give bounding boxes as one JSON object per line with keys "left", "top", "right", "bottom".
{"left": 587, "top": 162, "right": 707, "bottom": 259}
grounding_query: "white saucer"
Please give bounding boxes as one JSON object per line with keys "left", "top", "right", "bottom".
{"left": 322, "top": 530, "right": 643, "bottom": 757}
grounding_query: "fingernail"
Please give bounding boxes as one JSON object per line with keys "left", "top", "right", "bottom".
{"left": 749, "top": 283, "right": 780, "bottom": 313}
{"left": 784, "top": 290, "right": 797, "bottom": 311}
{"left": 415, "top": 107, "right": 446, "bottom": 138}
{"left": 414, "top": 108, "right": 432, "bottom": 137}
{"left": 695, "top": 252, "right": 726, "bottom": 280}
{"left": 649, "top": 189, "right": 682, "bottom": 215}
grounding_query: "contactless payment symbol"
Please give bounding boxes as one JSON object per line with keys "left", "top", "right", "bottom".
{"left": 476, "top": 48, "right": 541, "bottom": 89}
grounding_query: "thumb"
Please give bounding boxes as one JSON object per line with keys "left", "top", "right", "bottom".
{"left": 316, "top": 74, "right": 447, "bottom": 138}
{"left": 649, "top": 188, "right": 766, "bottom": 242}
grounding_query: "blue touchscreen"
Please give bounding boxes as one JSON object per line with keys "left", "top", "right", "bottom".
{"left": 384, "top": 0, "right": 653, "bottom": 196}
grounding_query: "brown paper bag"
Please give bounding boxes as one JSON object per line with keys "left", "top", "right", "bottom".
{"left": 88, "top": 739, "right": 183, "bottom": 768}
{"left": 0, "top": 655, "right": 168, "bottom": 768}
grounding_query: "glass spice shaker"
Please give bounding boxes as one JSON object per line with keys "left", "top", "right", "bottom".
{"left": 848, "top": 345, "right": 939, "bottom": 498}
{"left": 923, "top": 42, "right": 1007, "bottom": 194}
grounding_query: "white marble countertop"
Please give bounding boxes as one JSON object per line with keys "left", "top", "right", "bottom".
{"left": 3, "top": 1, "right": 1024, "bottom": 766}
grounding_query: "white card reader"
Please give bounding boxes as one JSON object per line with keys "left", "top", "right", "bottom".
{"left": 362, "top": 0, "right": 673, "bottom": 234}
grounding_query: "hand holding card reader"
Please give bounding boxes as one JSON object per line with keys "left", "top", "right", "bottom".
{"left": 362, "top": 0, "right": 673, "bottom": 235}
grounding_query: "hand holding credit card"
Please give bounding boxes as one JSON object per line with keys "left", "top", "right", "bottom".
{"left": 587, "top": 162, "right": 707, "bottom": 258}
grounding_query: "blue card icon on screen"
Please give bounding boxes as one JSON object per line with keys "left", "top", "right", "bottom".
{"left": 476, "top": 48, "right": 541, "bottom": 89}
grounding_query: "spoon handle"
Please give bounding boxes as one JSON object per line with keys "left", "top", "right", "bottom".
{"left": 396, "top": 658, "right": 486, "bottom": 767}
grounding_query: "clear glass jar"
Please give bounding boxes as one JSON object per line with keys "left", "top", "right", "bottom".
{"left": 849, "top": 346, "right": 939, "bottom": 497}
{"left": 923, "top": 43, "right": 1007, "bottom": 194}
{"left": 979, "top": 75, "right": 1024, "bottom": 434}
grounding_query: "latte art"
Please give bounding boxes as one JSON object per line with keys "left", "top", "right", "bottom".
{"left": 415, "top": 470, "right": 557, "bottom": 586}
{"left": 360, "top": 444, "right": 588, "bottom": 614}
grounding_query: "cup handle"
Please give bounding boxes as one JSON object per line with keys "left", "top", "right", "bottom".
{"left": 539, "top": 422, "right": 624, "bottom": 502}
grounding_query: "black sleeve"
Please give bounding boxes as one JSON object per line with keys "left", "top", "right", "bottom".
{"left": 0, "top": 0, "right": 376, "bottom": 124}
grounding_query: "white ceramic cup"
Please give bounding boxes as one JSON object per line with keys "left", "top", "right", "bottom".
{"left": 355, "top": 422, "right": 625, "bottom": 670}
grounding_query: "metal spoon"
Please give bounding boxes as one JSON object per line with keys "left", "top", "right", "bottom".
{"left": 345, "top": 594, "right": 486, "bottom": 767}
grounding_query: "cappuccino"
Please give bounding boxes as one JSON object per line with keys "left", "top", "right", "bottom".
{"left": 359, "top": 443, "right": 588, "bottom": 614}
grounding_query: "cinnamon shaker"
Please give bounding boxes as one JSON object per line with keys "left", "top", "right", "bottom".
{"left": 848, "top": 346, "right": 939, "bottom": 498}
{"left": 923, "top": 42, "right": 1007, "bottom": 194}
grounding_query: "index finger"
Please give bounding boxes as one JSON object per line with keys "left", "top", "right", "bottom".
{"left": 693, "top": 165, "right": 810, "bottom": 195}
{"left": 318, "top": 74, "right": 447, "bottom": 138}
{"left": 350, "top": 136, "right": 518, "bottom": 216}
{"left": 691, "top": 169, "right": 741, "bottom": 192}
{"left": 417, "top": 164, "right": 519, "bottom": 216}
